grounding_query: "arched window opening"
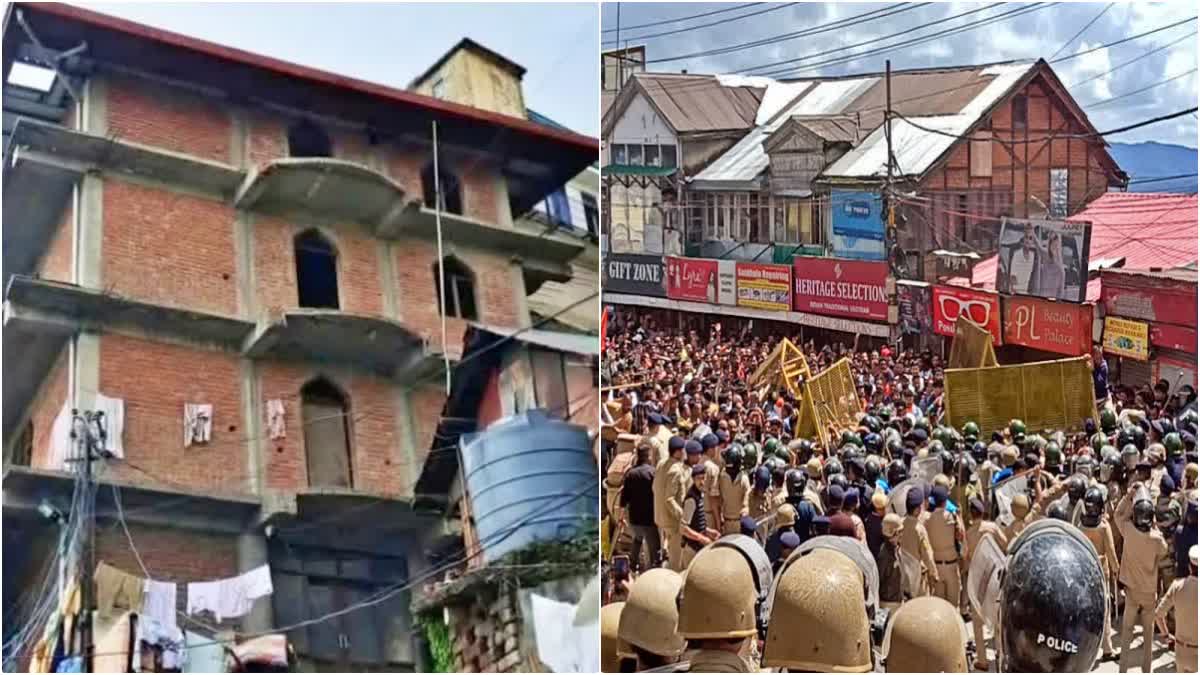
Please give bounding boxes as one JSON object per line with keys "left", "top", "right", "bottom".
{"left": 301, "top": 378, "right": 352, "bottom": 488}
{"left": 421, "top": 161, "right": 463, "bottom": 215}
{"left": 294, "top": 230, "right": 339, "bottom": 309}
{"left": 287, "top": 119, "right": 333, "bottom": 158}
{"left": 433, "top": 255, "right": 477, "bottom": 320}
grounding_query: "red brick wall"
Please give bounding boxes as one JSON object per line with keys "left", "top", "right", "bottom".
{"left": 103, "top": 180, "right": 238, "bottom": 316}
{"left": 106, "top": 74, "right": 231, "bottom": 164}
{"left": 257, "top": 363, "right": 405, "bottom": 495}
{"left": 99, "top": 334, "right": 250, "bottom": 495}
{"left": 95, "top": 524, "right": 241, "bottom": 628}
{"left": 460, "top": 163, "right": 499, "bottom": 224}
{"left": 252, "top": 220, "right": 384, "bottom": 317}
{"left": 409, "top": 385, "right": 448, "bottom": 476}
{"left": 393, "top": 237, "right": 518, "bottom": 347}
{"left": 28, "top": 348, "right": 69, "bottom": 469}
{"left": 247, "top": 111, "right": 286, "bottom": 167}
{"left": 37, "top": 203, "right": 73, "bottom": 282}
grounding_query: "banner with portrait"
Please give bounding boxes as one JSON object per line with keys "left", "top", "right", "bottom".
{"left": 995, "top": 216, "right": 1091, "bottom": 303}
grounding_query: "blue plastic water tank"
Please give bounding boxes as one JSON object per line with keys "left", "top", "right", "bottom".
{"left": 459, "top": 409, "right": 598, "bottom": 564}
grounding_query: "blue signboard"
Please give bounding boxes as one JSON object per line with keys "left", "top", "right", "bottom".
{"left": 831, "top": 190, "right": 885, "bottom": 261}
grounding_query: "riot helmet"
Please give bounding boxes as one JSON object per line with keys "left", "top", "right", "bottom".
{"left": 1081, "top": 486, "right": 1105, "bottom": 527}
{"left": 1100, "top": 408, "right": 1118, "bottom": 433}
{"left": 1121, "top": 444, "right": 1140, "bottom": 470}
{"left": 824, "top": 458, "right": 844, "bottom": 480}
{"left": 887, "top": 459, "right": 907, "bottom": 487}
{"left": 999, "top": 521, "right": 1106, "bottom": 673}
{"left": 1132, "top": 486, "right": 1154, "bottom": 532}
{"left": 601, "top": 602, "right": 628, "bottom": 671}
{"left": 971, "top": 441, "right": 988, "bottom": 464}
{"left": 676, "top": 546, "right": 757, "bottom": 640}
{"left": 883, "top": 596, "right": 969, "bottom": 673}
{"left": 1066, "top": 475, "right": 1087, "bottom": 503}
{"left": 785, "top": 469, "right": 807, "bottom": 497}
{"left": 962, "top": 421, "right": 981, "bottom": 443}
{"left": 723, "top": 445, "right": 745, "bottom": 471}
{"left": 864, "top": 455, "right": 882, "bottom": 483}
{"left": 618, "top": 569, "right": 686, "bottom": 661}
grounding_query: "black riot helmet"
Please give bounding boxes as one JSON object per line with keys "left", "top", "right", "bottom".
{"left": 999, "top": 521, "right": 1106, "bottom": 673}
{"left": 827, "top": 472, "right": 850, "bottom": 493}
{"left": 1046, "top": 501, "right": 1071, "bottom": 522}
{"left": 971, "top": 441, "right": 988, "bottom": 464}
{"left": 955, "top": 454, "right": 977, "bottom": 486}
{"left": 939, "top": 450, "right": 956, "bottom": 477}
{"left": 785, "top": 469, "right": 807, "bottom": 497}
{"left": 864, "top": 455, "right": 882, "bottom": 483}
{"left": 824, "top": 458, "right": 844, "bottom": 480}
{"left": 1066, "top": 475, "right": 1087, "bottom": 503}
{"left": 1081, "top": 487, "right": 1105, "bottom": 527}
{"left": 887, "top": 459, "right": 907, "bottom": 487}
{"left": 1132, "top": 487, "right": 1155, "bottom": 532}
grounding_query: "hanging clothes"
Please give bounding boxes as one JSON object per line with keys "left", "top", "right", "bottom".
{"left": 94, "top": 393, "right": 126, "bottom": 458}
{"left": 266, "top": 399, "right": 286, "bottom": 440}
{"left": 133, "top": 614, "right": 184, "bottom": 673}
{"left": 183, "top": 404, "right": 213, "bottom": 447}
{"left": 96, "top": 562, "right": 145, "bottom": 618}
{"left": 141, "top": 579, "right": 178, "bottom": 632}
{"left": 187, "top": 564, "right": 273, "bottom": 622}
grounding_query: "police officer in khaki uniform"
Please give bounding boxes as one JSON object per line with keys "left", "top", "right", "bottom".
{"left": 600, "top": 602, "right": 629, "bottom": 673}
{"left": 1156, "top": 545, "right": 1198, "bottom": 673}
{"left": 701, "top": 434, "right": 723, "bottom": 533}
{"left": 641, "top": 413, "right": 670, "bottom": 467}
{"left": 1002, "top": 493, "right": 1033, "bottom": 543}
{"left": 1081, "top": 486, "right": 1120, "bottom": 659}
{"left": 899, "top": 488, "right": 939, "bottom": 596}
{"left": 884, "top": 596, "right": 969, "bottom": 672}
{"left": 1116, "top": 483, "right": 1170, "bottom": 674}
{"left": 718, "top": 446, "right": 751, "bottom": 536}
{"left": 925, "top": 484, "right": 965, "bottom": 609}
{"left": 677, "top": 546, "right": 759, "bottom": 672}
{"left": 654, "top": 439, "right": 691, "bottom": 572}
{"left": 964, "top": 497, "right": 1007, "bottom": 670}
{"left": 763, "top": 548, "right": 873, "bottom": 672}
{"left": 617, "top": 569, "right": 686, "bottom": 671}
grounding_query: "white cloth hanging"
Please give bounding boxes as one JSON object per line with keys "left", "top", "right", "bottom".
{"left": 266, "top": 399, "right": 286, "bottom": 440}
{"left": 94, "top": 393, "right": 126, "bottom": 459}
{"left": 183, "top": 404, "right": 213, "bottom": 447}
{"left": 186, "top": 564, "right": 273, "bottom": 622}
{"left": 141, "top": 579, "right": 177, "bottom": 632}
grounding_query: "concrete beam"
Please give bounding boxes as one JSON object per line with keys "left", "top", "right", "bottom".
{"left": 76, "top": 173, "right": 103, "bottom": 289}
{"left": 377, "top": 239, "right": 399, "bottom": 321}
{"left": 233, "top": 211, "right": 256, "bottom": 318}
{"left": 240, "top": 358, "right": 263, "bottom": 496}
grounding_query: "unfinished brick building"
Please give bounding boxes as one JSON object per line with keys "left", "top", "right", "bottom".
{"left": 1, "top": 4, "right": 596, "bottom": 670}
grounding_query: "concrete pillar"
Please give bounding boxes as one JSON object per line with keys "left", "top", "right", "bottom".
{"left": 229, "top": 107, "right": 249, "bottom": 170}
{"left": 234, "top": 211, "right": 257, "bottom": 319}
{"left": 237, "top": 531, "right": 273, "bottom": 633}
{"left": 494, "top": 173, "right": 514, "bottom": 229}
{"left": 509, "top": 260, "right": 531, "bottom": 329}
{"left": 378, "top": 240, "right": 399, "bottom": 321}
{"left": 395, "top": 388, "right": 418, "bottom": 496}
{"left": 240, "top": 359, "right": 263, "bottom": 495}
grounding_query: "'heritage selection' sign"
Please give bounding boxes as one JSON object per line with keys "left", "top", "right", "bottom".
{"left": 792, "top": 258, "right": 888, "bottom": 321}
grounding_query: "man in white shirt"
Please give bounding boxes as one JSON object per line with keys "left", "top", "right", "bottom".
{"left": 1008, "top": 223, "right": 1041, "bottom": 293}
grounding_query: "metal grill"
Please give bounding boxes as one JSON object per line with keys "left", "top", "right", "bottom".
{"left": 945, "top": 356, "right": 1097, "bottom": 433}
{"left": 947, "top": 316, "right": 997, "bottom": 369}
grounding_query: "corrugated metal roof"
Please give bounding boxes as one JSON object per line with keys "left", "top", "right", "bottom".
{"left": 694, "top": 61, "right": 1037, "bottom": 185}
{"left": 471, "top": 323, "right": 599, "bottom": 356}
{"left": 635, "top": 72, "right": 764, "bottom": 133}
{"left": 792, "top": 117, "right": 860, "bottom": 143}
{"left": 826, "top": 62, "right": 1033, "bottom": 178}
{"left": 947, "top": 192, "right": 1197, "bottom": 300}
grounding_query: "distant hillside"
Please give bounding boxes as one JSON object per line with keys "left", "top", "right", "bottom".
{"left": 1109, "top": 141, "right": 1198, "bottom": 193}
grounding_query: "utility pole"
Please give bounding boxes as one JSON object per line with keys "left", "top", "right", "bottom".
{"left": 72, "top": 410, "right": 102, "bottom": 673}
{"left": 885, "top": 59, "right": 894, "bottom": 234}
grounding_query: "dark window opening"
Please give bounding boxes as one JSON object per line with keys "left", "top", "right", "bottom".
{"left": 421, "top": 162, "right": 463, "bottom": 215}
{"left": 956, "top": 193, "right": 969, "bottom": 245}
{"left": 434, "top": 256, "right": 478, "bottom": 320}
{"left": 301, "top": 378, "right": 353, "bottom": 489}
{"left": 295, "top": 230, "right": 339, "bottom": 309}
{"left": 288, "top": 119, "right": 333, "bottom": 158}
{"left": 1012, "top": 94, "right": 1028, "bottom": 130}
{"left": 10, "top": 421, "right": 32, "bottom": 467}
{"left": 582, "top": 193, "right": 599, "bottom": 236}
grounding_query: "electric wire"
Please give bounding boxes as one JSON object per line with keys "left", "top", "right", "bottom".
{"left": 602, "top": 3, "right": 799, "bottom": 46}
{"left": 1048, "top": 2, "right": 1114, "bottom": 60}
{"left": 601, "top": 3, "right": 762, "bottom": 34}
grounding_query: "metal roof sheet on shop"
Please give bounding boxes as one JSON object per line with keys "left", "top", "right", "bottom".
{"left": 947, "top": 192, "right": 1198, "bottom": 300}
{"left": 693, "top": 61, "right": 1036, "bottom": 186}
{"left": 470, "top": 323, "right": 599, "bottom": 357}
{"left": 692, "top": 77, "right": 877, "bottom": 186}
{"left": 633, "top": 72, "right": 765, "bottom": 132}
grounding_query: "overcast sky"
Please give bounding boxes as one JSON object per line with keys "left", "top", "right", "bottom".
{"left": 602, "top": 2, "right": 1198, "bottom": 148}
{"left": 73, "top": 3, "right": 600, "bottom": 137}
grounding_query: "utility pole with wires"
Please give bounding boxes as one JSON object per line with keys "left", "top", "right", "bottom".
{"left": 69, "top": 409, "right": 105, "bottom": 673}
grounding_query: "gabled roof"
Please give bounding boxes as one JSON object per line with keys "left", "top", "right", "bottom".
{"left": 602, "top": 72, "right": 764, "bottom": 137}
{"left": 409, "top": 37, "right": 526, "bottom": 90}
{"left": 692, "top": 59, "right": 1124, "bottom": 188}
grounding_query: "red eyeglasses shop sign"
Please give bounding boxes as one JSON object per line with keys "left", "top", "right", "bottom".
{"left": 1002, "top": 295, "right": 1093, "bottom": 356}
{"left": 792, "top": 258, "right": 888, "bottom": 321}
{"left": 932, "top": 285, "right": 1002, "bottom": 345}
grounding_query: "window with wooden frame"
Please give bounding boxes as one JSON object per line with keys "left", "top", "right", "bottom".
{"left": 1012, "top": 94, "right": 1028, "bottom": 130}
{"left": 433, "top": 255, "right": 478, "bottom": 320}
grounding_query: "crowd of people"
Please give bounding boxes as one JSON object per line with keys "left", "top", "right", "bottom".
{"left": 599, "top": 309, "right": 1198, "bottom": 673}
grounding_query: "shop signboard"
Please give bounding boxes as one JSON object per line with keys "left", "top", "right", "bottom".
{"left": 1100, "top": 271, "right": 1197, "bottom": 328}
{"left": 736, "top": 262, "right": 791, "bottom": 312}
{"left": 666, "top": 256, "right": 719, "bottom": 304}
{"left": 932, "top": 285, "right": 1002, "bottom": 345}
{"left": 830, "top": 190, "right": 886, "bottom": 261}
{"left": 995, "top": 216, "right": 1091, "bottom": 303}
{"left": 792, "top": 258, "right": 888, "bottom": 322}
{"left": 717, "top": 260, "right": 737, "bottom": 306}
{"left": 1150, "top": 323, "right": 1197, "bottom": 354}
{"left": 603, "top": 254, "right": 666, "bottom": 297}
{"left": 1102, "top": 316, "right": 1150, "bottom": 361}
{"left": 1001, "top": 296, "right": 1093, "bottom": 357}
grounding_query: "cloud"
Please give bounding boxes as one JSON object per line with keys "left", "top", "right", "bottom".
{"left": 608, "top": 2, "right": 1198, "bottom": 147}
